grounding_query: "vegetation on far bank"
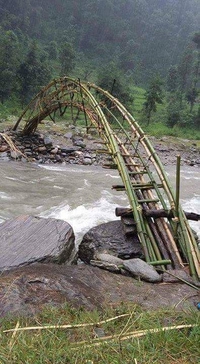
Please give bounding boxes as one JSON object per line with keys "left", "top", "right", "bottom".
{"left": 1, "top": 83, "right": 200, "bottom": 142}
{"left": 1, "top": 303, "right": 199, "bottom": 363}
{"left": 0, "top": 1, "right": 199, "bottom": 140}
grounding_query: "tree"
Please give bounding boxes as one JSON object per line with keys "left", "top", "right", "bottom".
{"left": 0, "top": 30, "right": 19, "bottom": 103}
{"left": 97, "top": 62, "right": 133, "bottom": 107}
{"left": 143, "top": 76, "right": 163, "bottom": 124}
{"left": 166, "top": 97, "right": 181, "bottom": 127}
{"left": 59, "top": 42, "right": 76, "bottom": 76}
{"left": 166, "top": 66, "right": 179, "bottom": 93}
{"left": 45, "top": 41, "right": 58, "bottom": 60}
{"left": 192, "top": 32, "right": 200, "bottom": 50}
{"left": 191, "top": 32, "right": 200, "bottom": 93}
{"left": 186, "top": 87, "right": 199, "bottom": 112}
{"left": 18, "top": 41, "right": 51, "bottom": 106}
{"left": 177, "top": 45, "right": 194, "bottom": 105}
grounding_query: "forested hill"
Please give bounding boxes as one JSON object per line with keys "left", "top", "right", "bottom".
{"left": 1, "top": 0, "right": 199, "bottom": 75}
{"left": 0, "top": 0, "right": 199, "bottom": 127}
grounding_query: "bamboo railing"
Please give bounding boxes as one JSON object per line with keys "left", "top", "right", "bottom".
{"left": 13, "top": 77, "right": 200, "bottom": 280}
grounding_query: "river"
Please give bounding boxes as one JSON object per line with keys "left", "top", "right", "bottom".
{"left": 0, "top": 161, "right": 200, "bottom": 245}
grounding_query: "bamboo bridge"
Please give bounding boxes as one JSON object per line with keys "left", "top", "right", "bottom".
{"left": 13, "top": 77, "right": 200, "bottom": 280}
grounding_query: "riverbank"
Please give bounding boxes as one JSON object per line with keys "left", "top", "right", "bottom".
{"left": 1, "top": 300, "right": 199, "bottom": 364}
{"left": 1, "top": 119, "right": 200, "bottom": 167}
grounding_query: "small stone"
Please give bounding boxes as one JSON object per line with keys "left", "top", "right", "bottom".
{"left": 64, "top": 132, "right": 73, "bottom": 139}
{"left": 123, "top": 258, "right": 162, "bottom": 283}
{"left": 83, "top": 158, "right": 92, "bottom": 165}
{"left": 61, "top": 147, "right": 78, "bottom": 154}
{"left": 74, "top": 140, "right": 86, "bottom": 148}
{"left": 74, "top": 151, "right": 83, "bottom": 157}
{"left": 0, "top": 145, "right": 8, "bottom": 152}
{"left": 0, "top": 152, "right": 9, "bottom": 161}
{"left": 21, "top": 157, "right": 28, "bottom": 163}
{"left": 55, "top": 155, "right": 62, "bottom": 162}
{"left": 84, "top": 153, "right": 92, "bottom": 159}
{"left": 38, "top": 146, "right": 47, "bottom": 153}
{"left": 44, "top": 136, "right": 53, "bottom": 147}
{"left": 51, "top": 147, "right": 58, "bottom": 154}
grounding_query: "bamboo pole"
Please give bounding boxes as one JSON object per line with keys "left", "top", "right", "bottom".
{"left": 175, "top": 155, "right": 181, "bottom": 219}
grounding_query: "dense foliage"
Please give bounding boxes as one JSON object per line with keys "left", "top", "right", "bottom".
{"left": 0, "top": 0, "right": 199, "bottom": 130}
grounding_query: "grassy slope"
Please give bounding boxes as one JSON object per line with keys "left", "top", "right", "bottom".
{"left": 1, "top": 304, "right": 199, "bottom": 363}
{"left": 129, "top": 86, "right": 200, "bottom": 140}
{"left": 1, "top": 85, "right": 200, "bottom": 140}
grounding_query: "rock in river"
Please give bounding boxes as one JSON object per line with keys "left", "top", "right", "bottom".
{"left": 78, "top": 220, "right": 143, "bottom": 263}
{"left": 0, "top": 215, "right": 77, "bottom": 272}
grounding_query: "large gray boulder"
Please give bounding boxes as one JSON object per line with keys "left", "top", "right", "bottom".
{"left": 78, "top": 220, "right": 143, "bottom": 263}
{"left": 0, "top": 215, "right": 77, "bottom": 272}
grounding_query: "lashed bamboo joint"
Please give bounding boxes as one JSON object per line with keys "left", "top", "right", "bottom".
{"left": 13, "top": 77, "right": 200, "bottom": 280}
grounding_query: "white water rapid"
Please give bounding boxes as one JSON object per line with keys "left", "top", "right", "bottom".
{"left": 0, "top": 161, "right": 200, "bottom": 245}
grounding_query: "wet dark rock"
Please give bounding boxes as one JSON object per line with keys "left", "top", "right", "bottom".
{"left": 61, "top": 147, "right": 79, "bottom": 154}
{"left": 24, "top": 151, "right": 32, "bottom": 157}
{"left": 0, "top": 215, "right": 77, "bottom": 272}
{"left": 162, "top": 269, "right": 199, "bottom": 284}
{"left": 0, "top": 263, "right": 199, "bottom": 318}
{"left": 78, "top": 220, "right": 143, "bottom": 263}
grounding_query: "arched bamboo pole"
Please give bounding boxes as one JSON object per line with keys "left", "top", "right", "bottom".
{"left": 13, "top": 77, "right": 200, "bottom": 280}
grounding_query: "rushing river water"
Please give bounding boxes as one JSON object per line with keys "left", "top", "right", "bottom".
{"left": 0, "top": 161, "right": 200, "bottom": 245}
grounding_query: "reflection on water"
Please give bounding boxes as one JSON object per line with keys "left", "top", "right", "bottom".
{"left": 0, "top": 161, "right": 200, "bottom": 243}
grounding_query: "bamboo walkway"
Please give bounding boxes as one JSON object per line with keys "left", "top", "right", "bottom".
{"left": 13, "top": 77, "right": 200, "bottom": 280}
